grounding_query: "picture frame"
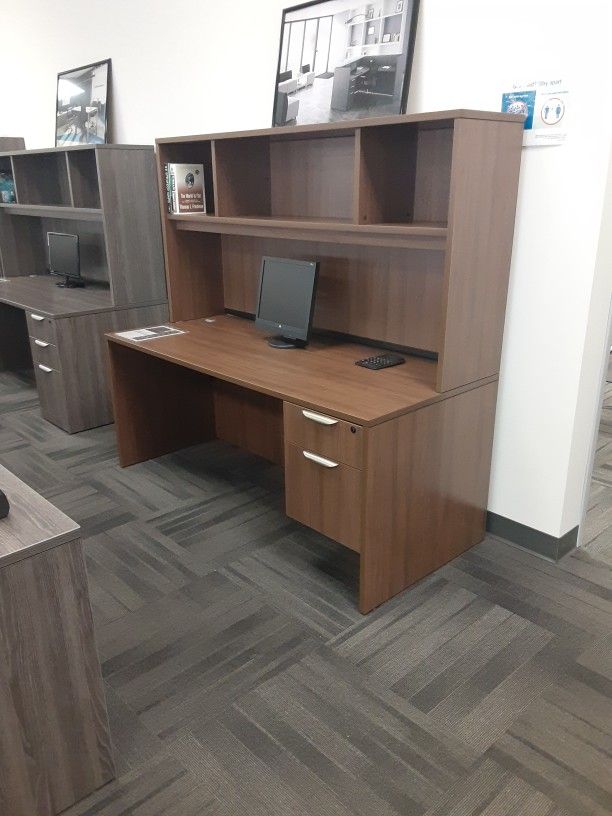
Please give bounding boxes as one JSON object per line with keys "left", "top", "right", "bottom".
{"left": 55, "top": 59, "right": 111, "bottom": 146}
{"left": 273, "top": 0, "right": 420, "bottom": 127}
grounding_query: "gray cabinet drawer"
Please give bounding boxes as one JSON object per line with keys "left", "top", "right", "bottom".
{"left": 29, "top": 337, "right": 61, "bottom": 371}
{"left": 34, "top": 363, "right": 69, "bottom": 430}
{"left": 26, "top": 312, "right": 56, "bottom": 344}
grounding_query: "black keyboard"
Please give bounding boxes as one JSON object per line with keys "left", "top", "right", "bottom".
{"left": 355, "top": 353, "right": 406, "bottom": 370}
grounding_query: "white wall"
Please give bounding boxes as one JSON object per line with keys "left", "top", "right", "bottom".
{"left": 1, "top": 0, "right": 611, "bottom": 539}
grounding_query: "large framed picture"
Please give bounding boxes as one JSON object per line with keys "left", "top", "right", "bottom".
{"left": 55, "top": 59, "right": 111, "bottom": 145}
{"left": 273, "top": 0, "right": 419, "bottom": 127}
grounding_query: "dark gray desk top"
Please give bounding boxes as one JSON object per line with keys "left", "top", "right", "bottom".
{"left": 0, "top": 465, "right": 80, "bottom": 568}
{"left": 0, "top": 275, "right": 113, "bottom": 317}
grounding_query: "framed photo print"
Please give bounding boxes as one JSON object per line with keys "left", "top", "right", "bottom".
{"left": 56, "top": 59, "right": 111, "bottom": 145}
{"left": 273, "top": 0, "right": 419, "bottom": 127}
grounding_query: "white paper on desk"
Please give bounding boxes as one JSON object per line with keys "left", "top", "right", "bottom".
{"left": 116, "top": 325, "right": 186, "bottom": 342}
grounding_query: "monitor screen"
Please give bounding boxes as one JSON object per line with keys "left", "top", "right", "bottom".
{"left": 48, "top": 232, "right": 80, "bottom": 279}
{"left": 255, "top": 256, "right": 319, "bottom": 342}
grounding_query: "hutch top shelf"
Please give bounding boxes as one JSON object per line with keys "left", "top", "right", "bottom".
{"left": 0, "top": 143, "right": 167, "bottom": 308}
{"left": 155, "top": 109, "right": 524, "bottom": 394}
{"left": 156, "top": 109, "right": 522, "bottom": 143}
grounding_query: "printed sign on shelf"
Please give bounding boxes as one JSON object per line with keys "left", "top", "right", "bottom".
{"left": 502, "top": 79, "right": 568, "bottom": 147}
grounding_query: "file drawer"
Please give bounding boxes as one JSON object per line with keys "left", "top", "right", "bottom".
{"left": 29, "top": 337, "right": 61, "bottom": 371}
{"left": 284, "top": 402, "right": 364, "bottom": 469}
{"left": 26, "top": 312, "right": 56, "bottom": 344}
{"left": 285, "top": 442, "right": 362, "bottom": 552}
{"left": 34, "top": 363, "right": 69, "bottom": 429}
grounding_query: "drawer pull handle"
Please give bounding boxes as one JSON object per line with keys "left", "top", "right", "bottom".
{"left": 303, "top": 450, "right": 339, "bottom": 468}
{"left": 34, "top": 339, "right": 49, "bottom": 348}
{"left": 30, "top": 313, "right": 45, "bottom": 322}
{"left": 38, "top": 364, "right": 52, "bottom": 373}
{"left": 302, "top": 409, "right": 338, "bottom": 426}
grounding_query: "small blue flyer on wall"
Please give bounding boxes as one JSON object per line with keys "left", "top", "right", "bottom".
{"left": 502, "top": 79, "right": 568, "bottom": 147}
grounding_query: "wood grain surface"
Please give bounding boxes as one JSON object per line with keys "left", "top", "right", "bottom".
{"left": 437, "top": 119, "right": 524, "bottom": 391}
{"left": 214, "top": 380, "right": 284, "bottom": 465}
{"left": 0, "top": 540, "right": 114, "bottom": 815}
{"left": 221, "top": 235, "right": 444, "bottom": 352}
{"left": 96, "top": 148, "right": 167, "bottom": 307}
{"left": 284, "top": 400, "right": 364, "bottom": 469}
{"left": 270, "top": 135, "right": 355, "bottom": 220}
{"left": 0, "top": 137, "right": 25, "bottom": 151}
{"left": 107, "top": 313, "right": 490, "bottom": 427}
{"left": 284, "top": 442, "right": 363, "bottom": 552}
{"left": 108, "top": 340, "right": 217, "bottom": 467}
{"left": 0, "top": 274, "right": 113, "bottom": 317}
{"left": 359, "top": 381, "right": 499, "bottom": 612}
{"left": 156, "top": 109, "right": 523, "bottom": 145}
{"left": 0, "top": 464, "right": 80, "bottom": 567}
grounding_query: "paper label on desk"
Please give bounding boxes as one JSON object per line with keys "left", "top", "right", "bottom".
{"left": 116, "top": 325, "right": 186, "bottom": 342}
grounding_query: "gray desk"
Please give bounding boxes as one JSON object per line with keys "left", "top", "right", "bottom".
{"left": 0, "top": 465, "right": 114, "bottom": 815}
{"left": 0, "top": 143, "right": 169, "bottom": 432}
{"left": 0, "top": 275, "right": 167, "bottom": 432}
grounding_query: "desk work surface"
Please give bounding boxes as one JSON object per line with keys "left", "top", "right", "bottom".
{"left": 107, "top": 313, "right": 491, "bottom": 425}
{"left": 0, "top": 274, "right": 113, "bottom": 317}
{"left": 0, "top": 465, "right": 80, "bottom": 568}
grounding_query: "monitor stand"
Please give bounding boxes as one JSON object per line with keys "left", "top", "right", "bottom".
{"left": 56, "top": 275, "right": 85, "bottom": 289}
{"left": 267, "top": 336, "right": 302, "bottom": 349}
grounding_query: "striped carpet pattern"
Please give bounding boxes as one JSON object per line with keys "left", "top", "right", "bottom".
{"left": 1, "top": 370, "right": 610, "bottom": 816}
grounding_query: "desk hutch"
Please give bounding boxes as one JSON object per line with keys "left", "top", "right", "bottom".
{"left": 0, "top": 144, "right": 168, "bottom": 432}
{"left": 107, "top": 110, "right": 524, "bottom": 612}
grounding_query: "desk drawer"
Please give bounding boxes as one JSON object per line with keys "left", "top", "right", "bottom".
{"left": 34, "top": 364, "right": 68, "bottom": 429}
{"left": 26, "top": 312, "right": 56, "bottom": 344}
{"left": 29, "top": 337, "right": 61, "bottom": 371}
{"left": 285, "top": 443, "right": 362, "bottom": 552}
{"left": 284, "top": 402, "right": 364, "bottom": 469}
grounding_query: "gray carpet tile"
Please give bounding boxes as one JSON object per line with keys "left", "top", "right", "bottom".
{"left": 0, "top": 371, "right": 610, "bottom": 816}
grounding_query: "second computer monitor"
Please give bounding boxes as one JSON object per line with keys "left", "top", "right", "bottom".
{"left": 48, "top": 232, "right": 83, "bottom": 288}
{"left": 255, "top": 256, "right": 319, "bottom": 348}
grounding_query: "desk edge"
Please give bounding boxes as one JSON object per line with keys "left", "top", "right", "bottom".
{"left": 106, "top": 332, "right": 499, "bottom": 426}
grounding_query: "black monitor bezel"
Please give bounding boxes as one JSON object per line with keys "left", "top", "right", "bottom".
{"left": 47, "top": 231, "right": 81, "bottom": 280}
{"left": 255, "top": 256, "right": 319, "bottom": 342}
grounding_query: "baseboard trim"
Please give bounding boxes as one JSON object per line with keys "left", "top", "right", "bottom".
{"left": 486, "top": 512, "right": 578, "bottom": 561}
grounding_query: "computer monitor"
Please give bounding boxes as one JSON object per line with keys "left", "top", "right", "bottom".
{"left": 255, "top": 256, "right": 319, "bottom": 348}
{"left": 301, "top": 64, "right": 311, "bottom": 73}
{"left": 48, "top": 232, "right": 83, "bottom": 288}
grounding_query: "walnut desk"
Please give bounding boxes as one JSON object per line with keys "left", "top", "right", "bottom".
{"left": 107, "top": 313, "right": 498, "bottom": 613}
